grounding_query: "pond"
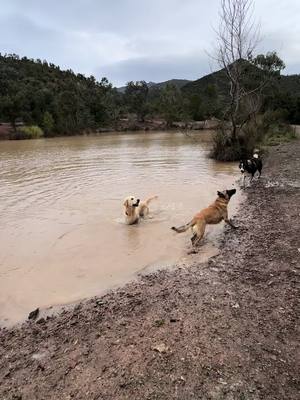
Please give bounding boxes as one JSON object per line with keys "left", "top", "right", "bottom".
{"left": 0, "top": 131, "right": 240, "bottom": 325}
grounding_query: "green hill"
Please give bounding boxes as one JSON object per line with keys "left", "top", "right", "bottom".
{"left": 0, "top": 53, "right": 120, "bottom": 135}
{"left": 180, "top": 64, "right": 300, "bottom": 123}
{"left": 1, "top": 53, "right": 299, "bottom": 135}
{"left": 182, "top": 66, "right": 300, "bottom": 98}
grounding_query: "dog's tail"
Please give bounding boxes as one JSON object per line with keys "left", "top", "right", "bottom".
{"left": 144, "top": 195, "right": 158, "bottom": 206}
{"left": 253, "top": 149, "right": 260, "bottom": 159}
{"left": 171, "top": 219, "right": 195, "bottom": 233}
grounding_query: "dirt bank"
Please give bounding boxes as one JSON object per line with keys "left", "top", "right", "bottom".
{"left": 1, "top": 141, "right": 299, "bottom": 400}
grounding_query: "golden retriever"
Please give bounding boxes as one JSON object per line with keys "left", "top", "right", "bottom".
{"left": 123, "top": 195, "right": 158, "bottom": 225}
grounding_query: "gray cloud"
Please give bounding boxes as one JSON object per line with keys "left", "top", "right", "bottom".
{"left": 98, "top": 53, "right": 212, "bottom": 86}
{"left": 0, "top": 0, "right": 299, "bottom": 86}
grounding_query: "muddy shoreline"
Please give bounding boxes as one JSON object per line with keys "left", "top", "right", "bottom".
{"left": 1, "top": 141, "right": 299, "bottom": 400}
{"left": 0, "top": 119, "right": 219, "bottom": 140}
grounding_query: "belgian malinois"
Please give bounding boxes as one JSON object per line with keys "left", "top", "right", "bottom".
{"left": 171, "top": 189, "right": 237, "bottom": 246}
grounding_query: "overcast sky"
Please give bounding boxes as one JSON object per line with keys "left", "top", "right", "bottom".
{"left": 0, "top": 0, "right": 299, "bottom": 86}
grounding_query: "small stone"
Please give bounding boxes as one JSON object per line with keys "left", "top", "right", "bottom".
{"left": 28, "top": 308, "right": 39, "bottom": 320}
{"left": 153, "top": 343, "right": 169, "bottom": 353}
{"left": 4, "top": 369, "right": 11, "bottom": 378}
{"left": 219, "top": 378, "right": 228, "bottom": 385}
{"left": 32, "top": 352, "right": 47, "bottom": 361}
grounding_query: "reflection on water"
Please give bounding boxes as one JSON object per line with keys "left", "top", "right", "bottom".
{"left": 0, "top": 131, "right": 239, "bottom": 325}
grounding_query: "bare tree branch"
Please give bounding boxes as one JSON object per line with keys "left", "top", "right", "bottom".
{"left": 212, "top": 0, "right": 263, "bottom": 140}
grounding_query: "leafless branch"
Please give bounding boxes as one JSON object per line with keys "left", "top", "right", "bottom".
{"left": 210, "top": 0, "right": 263, "bottom": 140}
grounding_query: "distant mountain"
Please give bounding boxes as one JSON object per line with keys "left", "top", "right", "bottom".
{"left": 117, "top": 79, "right": 191, "bottom": 93}
{"left": 151, "top": 79, "right": 191, "bottom": 90}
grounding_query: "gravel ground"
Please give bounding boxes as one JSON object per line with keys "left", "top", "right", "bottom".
{"left": 1, "top": 140, "right": 299, "bottom": 400}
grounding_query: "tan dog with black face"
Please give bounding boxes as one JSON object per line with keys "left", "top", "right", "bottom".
{"left": 123, "top": 195, "right": 158, "bottom": 225}
{"left": 171, "top": 189, "right": 237, "bottom": 246}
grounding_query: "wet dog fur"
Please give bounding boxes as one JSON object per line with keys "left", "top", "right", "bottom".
{"left": 239, "top": 152, "right": 262, "bottom": 188}
{"left": 123, "top": 195, "right": 158, "bottom": 225}
{"left": 171, "top": 189, "right": 237, "bottom": 246}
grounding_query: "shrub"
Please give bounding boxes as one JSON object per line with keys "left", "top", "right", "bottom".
{"left": 210, "top": 127, "right": 248, "bottom": 161}
{"left": 42, "top": 111, "right": 54, "bottom": 136}
{"left": 256, "top": 110, "right": 296, "bottom": 145}
{"left": 10, "top": 125, "right": 44, "bottom": 140}
{"left": 263, "top": 124, "right": 297, "bottom": 146}
{"left": 210, "top": 112, "right": 296, "bottom": 161}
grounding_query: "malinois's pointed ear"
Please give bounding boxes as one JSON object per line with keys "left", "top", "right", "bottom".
{"left": 217, "top": 191, "right": 225, "bottom": 198}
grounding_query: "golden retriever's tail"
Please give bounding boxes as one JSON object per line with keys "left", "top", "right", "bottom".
{"left": 144, "top": 195, "right": 158, "bottom": 206}
{"left": 171, "top": 219, "right": 195, "bottom": 233}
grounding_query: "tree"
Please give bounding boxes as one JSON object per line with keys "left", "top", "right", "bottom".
{"left": 159, "top": 84, "right": 184, "bottom": 125}
{"left": 188, "top": 94, "right": 205, "bottom": 121}
{"left": 0, "top": 54, "right": 120, "bottom": 135}
{"left": 213, "top": 0, "right": 285, "bottom": 147}
{"left": 124, "top": 81, "right": 149, "bottom": 122}
{"left": 42, "top": 111, "right": 54, "bottom": 136}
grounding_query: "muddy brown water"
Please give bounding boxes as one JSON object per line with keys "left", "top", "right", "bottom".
{"left": 0, "top": 131, "right": 240, "bottom": 326}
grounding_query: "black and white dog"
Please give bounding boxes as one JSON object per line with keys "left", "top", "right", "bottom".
{"left": 239, "top": 152, "right": 262, "bottom": 188}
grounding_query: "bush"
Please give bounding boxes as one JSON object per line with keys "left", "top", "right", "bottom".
{"left": 210, "top": 112, "right": 296, "bottom": 161}
{"left": 42, "top": 111, "right": 54, "bottom": 136}
{"left": 10, "top": 125, "right": 44, "bottom": 140}
{"left": 263, "top": 124, "right": 297, "bottom": 146}
{"left": 210, "top": 127, "right": 249, "bottom": 161}
{"left": 257, "top": 110, "right": 296, "bottom": 145}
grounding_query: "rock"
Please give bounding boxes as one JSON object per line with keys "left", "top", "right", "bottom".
{"left": 219, "top": 378, "right": 228, "bottom": 385}
{"left": 28, "top": 308, "right": 39, "bottom": 320}
{"left": 32, "top": 352, "right": 47, "bottom": 361}
{"left": 154, "top": 319, "right": 165, "bottom": 327}
{"left": 12, "top": 395, "right": 22, "bottom": 400}
{"left": 4, "top": 369, "right": 11, "bottom": 378}
{"left": 152, "top": 343, "right": 169, "bottom": 353}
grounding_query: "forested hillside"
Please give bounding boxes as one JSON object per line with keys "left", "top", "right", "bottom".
{"left": 181, "top": 66, "right": 300, "bottom": 123}
{"left": 1, "top": 53, "right": 299, "bottom": 138}
{"left": 0, "top": 54, "right": 121, "bottom": 135}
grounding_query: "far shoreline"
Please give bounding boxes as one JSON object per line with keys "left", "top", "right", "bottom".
{"left": 0, "top": 118, "right": 221, "bottom": 141}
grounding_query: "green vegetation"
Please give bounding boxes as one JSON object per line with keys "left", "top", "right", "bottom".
{"left": 158, "top": 83, "right": 185, "bottom": 126}
{"left": 0, "top": 53, "right": 122, "bottom": 136}
{"left": 260, "top": 112, "right": 297, "bottom": 146}
{"left": 124, "top": 81, "right": 149, "bottom": 122}
{"left": 263, "top": 128, "right": 297, "bottom": 146}
{"left": 0, "top": 53, "right": 299, "bottom": 153}
{"left": 10, "top": 125, "right": 44, "bottom": 140}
